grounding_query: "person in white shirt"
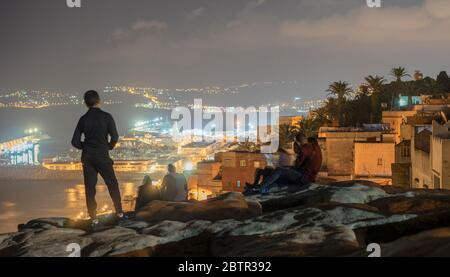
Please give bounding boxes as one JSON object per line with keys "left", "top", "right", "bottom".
{"left": 160, "top": 164, "right": 188, "bottom": 202}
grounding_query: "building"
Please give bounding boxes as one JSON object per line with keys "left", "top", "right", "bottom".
{"left": 430, "top": 121, "right": 450, "bottom": 189}
{"left": 391, "top": 108, "right": 449, "bottom": 189}
{"left": 178, "top": 141, "right": 217, "bottom": 165}
{"left": 411, "top": 126, "right": 432, "bottom": 189}
{"left": 318, "top": 125, "right": 389, "bottom": 177}
{"left": 353, "top": 142, "right": 395, "bottom": 179}
{"left": 217, "top": 151, "right": 267, "bottom": 192}
{"left": 382, "top": 110, "right": 417, "bottom": 144}
{"left": 392, "top": 140, "right": 412, "bottom": 188}
{"left": 188, "top": 161, "right": 222, "bottom": 200}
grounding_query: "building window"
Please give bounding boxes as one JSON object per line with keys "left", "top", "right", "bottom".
{"left": 223, "top": 159, "right": 234, "bottom": 167}
{"left": 401, "top": 147, "right": 410, "bottom": 158}
{"left": 377, "top": 158, "right": 383, "bottom": 166}
{"left": 237, "top": 180, "right": 241, "bottom": 188}
{"left": 240, "top": 160, "right": 246, "bottom": 167}
{"left": 254, "top": 161, "right": 261, "bottom": 168}
{"left": 434, "top": 175, "right": 441, "bottom": 189}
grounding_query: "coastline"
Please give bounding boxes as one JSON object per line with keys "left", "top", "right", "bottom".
{"left": 0, "top": 166, "right": 146, "bottom": 181}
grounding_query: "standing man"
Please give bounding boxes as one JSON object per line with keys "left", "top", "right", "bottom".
{"left": 71, "top": 90, "right": 124, "bottom": 229}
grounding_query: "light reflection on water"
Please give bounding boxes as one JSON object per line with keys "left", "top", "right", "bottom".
{"left": 0, "top": 180, "right": 139, "bottom": 234}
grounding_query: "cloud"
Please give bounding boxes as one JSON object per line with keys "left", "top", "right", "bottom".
{"left": 279, "top": 0, "right": 450, "bottom": 45}
{"left": 188, "top": 7, "right": 206, "bottom": 19}
{"left": 92, "top": 0, "right": 450, "bottom": 91}
{"left": 112, "top": 20, "right": 168, "bottom": 40}
{"left": 241, "top": 0, "right": 267, "bottom": 15}
{"left": 132, "top": 20, "right": 168, "bottom": 31}
{"left": 424, "top": 0, "right": 450, "bottom": 18}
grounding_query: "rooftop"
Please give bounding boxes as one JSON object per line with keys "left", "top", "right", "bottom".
{"left": 182, "top": 141, "right": 216, "bottom": 148}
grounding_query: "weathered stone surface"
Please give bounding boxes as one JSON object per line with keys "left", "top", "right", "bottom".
{"left": 136, "top": 192, "right": 262, "bottom": 224}
{"left": 19, "top": 217, "right": 70, "bottom": 231}
{"left": 4, "top": 181, "right": 450, "bottom": 257}
{"left": 351, "top": 227, "right": 450, "bottom": 257}
{"left": 0, "top": 228, "right": 88, "bottom": 257}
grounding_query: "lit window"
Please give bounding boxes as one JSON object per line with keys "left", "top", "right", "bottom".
{"left": 240, "top": 160, "right": 246, "bottom": 167}
{"left": 237, "top": 180, "right": 241, "bottom": 188}
{"left": 254, "top": 161, "right": 261, "bottom": 168}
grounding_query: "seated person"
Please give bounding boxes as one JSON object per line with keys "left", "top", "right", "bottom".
{"left": 244, "top": 146, "right": 295, "bottom": 195}
{"left": 135, "top": 175, "right": 161, "bottom": 211}
{"left": 260, "top": 136, "right": 322, "bottom": 194}
{"left": 160, "top": 164, "right": 188, "bottom": 202}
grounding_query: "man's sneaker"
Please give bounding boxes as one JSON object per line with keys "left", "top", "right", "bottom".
{"left": 116, "top": 212, "right": 130, "bottom": 221}
{"left": 243, "top": 185, "right": 261, "bottom": 196}
{"left": 260, "top": 185, "right": 270, "bottom": 195}
{"left": 91, "top": 219, "right": 100, "bottom": 232}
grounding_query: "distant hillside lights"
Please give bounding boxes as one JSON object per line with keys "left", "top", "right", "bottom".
{"left": 171, "top": 99, "right": 280, "bottom": 154}
{"left": 367, "top": 0, "right": 381, "bottom": 8}
{"left": 66, "top": 0, "right": 81, "bottom": 8}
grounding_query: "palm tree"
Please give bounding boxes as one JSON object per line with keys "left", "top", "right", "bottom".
{"left": 310, "top": 106, "right": 331, "bottom": 127}
{"left": 278, "top": 124, "right": 299, "bottom": 149}
{"left": 390, "top": 67, "right": 410, "bottom": 108}
{"left": 298, "top": 117, "right": 320, "bottom": 138}
{"left": 365, "top": 75, "right": 385, "bottom": 123}
{"left": 322, "top": 97, "right": 339, "bottom": 126}
{"left": 390, "top": 67, "right": 410, "bottom": 82}
{"left": 327, "top": 81, "right": 353, "bottom": 126}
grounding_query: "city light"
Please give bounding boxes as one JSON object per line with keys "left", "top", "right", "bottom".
{"left": 184, "top": 161, "right": 194, "bottom": 171}
{"left": 24, "top": 128, "right": 39, "bottom": 135}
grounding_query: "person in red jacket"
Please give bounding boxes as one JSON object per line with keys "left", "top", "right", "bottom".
{"left": 260, "top": 137, "right": 322, "bottom": 195}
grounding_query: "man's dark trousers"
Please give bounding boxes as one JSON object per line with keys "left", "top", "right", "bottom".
{"left": 82, "top": 155, "right": 123, "bottom": 219}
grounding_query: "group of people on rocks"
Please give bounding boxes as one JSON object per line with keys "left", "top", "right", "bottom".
{"left": 244, "top": 133, "right": 323, "bottom": 195}
{"left": 71, "top": 90, "right": 322, "bottom": 229}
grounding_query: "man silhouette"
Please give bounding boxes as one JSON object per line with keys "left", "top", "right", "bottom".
{"left": 71, "top": 90, "right": 124, "bottom": 229}
{"left": 161, "top": 164, "right": 188, "bottom": 202}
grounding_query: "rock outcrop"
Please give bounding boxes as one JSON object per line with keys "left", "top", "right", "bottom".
{"left": 3, "top": 181, "right": 450, "bottom": 257}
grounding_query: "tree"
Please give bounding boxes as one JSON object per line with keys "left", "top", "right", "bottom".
{"left": 414, "top": 70, "right": 424, "bottom": 81}
{"left": 327, "top": 81, "right": 353, "bottom": 126}
{"left": 278, "top": 124, "right": 299, "bottom": 149}
{"left": 310, "top": 106, "right": 332, "bottom": 127}
{"left": 390, "top": 67, "right": 410, "bottom": 82}
{"left": 298, "top": 117, "right": 320, "bottom": 139}
{"left": 436, "top": 71, "right": 450, "bottom": 93}
{"left": 364, "top": 75, "right": 385, "bottom": 123}
{"left": 353, "top": 84, "right": 372, "bottom": 124}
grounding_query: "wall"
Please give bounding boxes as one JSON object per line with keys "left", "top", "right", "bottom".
{"left": 354, "top": 143, "right": 395, "bottom": 177}
{"left": 431, "top": 136, "right": 450, "bottom": 189}
{"left": 220, "top": 152, "right": 267, "bottom": 192}
{"left": 411, "top": 148, "right": 431, "bottom": 189}
{"left": 382, "top": 110, "right": 417, "bottom": 144}
{"left": 319, "top": 131, "right": 382, "bottom": 176}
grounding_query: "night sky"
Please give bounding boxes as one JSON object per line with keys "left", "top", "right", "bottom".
{"left": 1, "top": 0, "right": 450, "bottom": 100}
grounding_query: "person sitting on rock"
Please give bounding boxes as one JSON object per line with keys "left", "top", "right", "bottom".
{"left": 243, "top": 134, "right": 303, "bottom": 195}
{"left": 135, "top": 175, "right": 161, "bottom": 211}
{"left": 259, "top": 136, "right": 322, "bottom": 195}
{"left": 243, "top": 147, "right": 294, "bottom": 195}
{"left": 160, "top": 164, "right": 188, "bottom": 202}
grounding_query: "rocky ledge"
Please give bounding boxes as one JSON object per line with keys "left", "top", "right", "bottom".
{"left": 3, "top": 180, "right": 450, "bottom": 257}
